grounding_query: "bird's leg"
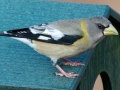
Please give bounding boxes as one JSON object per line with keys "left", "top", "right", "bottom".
{"left": 51, "top": 58, "right": 79, "bottom": 78}
{"left": 55, "top": 65, "right": 79, "bottom": 78}
{"left": 60, "top": 58, "right": 85, "bottom": 66}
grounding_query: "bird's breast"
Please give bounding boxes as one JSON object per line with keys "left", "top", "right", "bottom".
{"left": 32, "top": 36, "right": 91, "bottom": 59}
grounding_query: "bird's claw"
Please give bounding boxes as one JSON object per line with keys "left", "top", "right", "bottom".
{"left": 55, "top": 72, "right": 79, "bottom": 78}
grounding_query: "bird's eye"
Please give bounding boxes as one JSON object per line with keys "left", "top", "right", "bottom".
{"left": 97, "top": 24, "right": 105, "bottom": 29}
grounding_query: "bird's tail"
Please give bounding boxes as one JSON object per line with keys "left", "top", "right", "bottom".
{"left": 0, "top": 28, "right": 30, "bottom": 38}
{"left": 0, "top": 28, "right": 37, "bottom": 47}
{"left": 0, "top": 28, "right": 40, "bottom": 40}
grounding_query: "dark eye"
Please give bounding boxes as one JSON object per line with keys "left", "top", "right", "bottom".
{"left": 97, "top": 24, "right": 105, "bottom": 29}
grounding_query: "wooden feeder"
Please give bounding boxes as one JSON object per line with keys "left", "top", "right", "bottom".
{"left": 0, "top": 1, "right": 120, "bottom": 90}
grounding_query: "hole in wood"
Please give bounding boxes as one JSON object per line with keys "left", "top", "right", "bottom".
{"left": 100, "top": 71, "right": 112, "bottom": 90}
{"left": 93, "top": 74, "right": 103, "bottom": 90}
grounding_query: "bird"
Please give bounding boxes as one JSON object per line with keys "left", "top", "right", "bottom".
{"left": 0, "top": 16, "right": 118, "bottom": 78}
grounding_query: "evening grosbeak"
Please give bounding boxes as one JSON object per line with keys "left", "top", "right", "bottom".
{"left": 0, "top": 16, "right": 118, "bottom": 78}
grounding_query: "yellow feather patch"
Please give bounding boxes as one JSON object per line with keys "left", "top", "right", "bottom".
{"left": 72, "top": 20, "right": 89, "bottom": 46}
{"left": 80, "top": 20, "right": 88, "bottom": 36}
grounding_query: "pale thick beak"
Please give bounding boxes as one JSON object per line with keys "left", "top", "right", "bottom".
{"left": 104, "top": 24, "right": 119, "bottom": 35}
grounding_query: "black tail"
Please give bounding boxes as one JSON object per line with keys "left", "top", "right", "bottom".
{"left": 0, "top": 28, "right": 40, "bottom": 39}
{"left": 0, "top": 28, "right": 30, "bottom": 37}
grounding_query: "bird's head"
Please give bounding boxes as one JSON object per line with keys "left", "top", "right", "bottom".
{"left": 85, "top": 16, "right": 118, "bottom": 42}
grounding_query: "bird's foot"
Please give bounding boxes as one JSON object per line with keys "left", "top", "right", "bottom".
{"left": 55, "top": 72, "right": 79, "bottom": 78}
{"left": 55, "top": 65, "right": 79, "bottom": 78}
{"left": 60, "top": 58, "right": 85, "bottom": 66}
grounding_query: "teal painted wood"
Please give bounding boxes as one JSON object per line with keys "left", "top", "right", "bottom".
{"left": 0, "top": 0, "right": 119, "bottom": 90}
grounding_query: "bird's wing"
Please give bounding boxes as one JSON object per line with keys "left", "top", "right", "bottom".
{"left": 3, "top": 20, "right": 84, "bottom": 45}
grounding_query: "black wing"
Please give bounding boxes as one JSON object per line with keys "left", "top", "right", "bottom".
{"left": 0, "top": 24, "right": 83, "bottom": 45}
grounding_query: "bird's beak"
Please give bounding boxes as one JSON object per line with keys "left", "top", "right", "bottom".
{"left": 104, "top": 24, "right": 119, "bottom": 36}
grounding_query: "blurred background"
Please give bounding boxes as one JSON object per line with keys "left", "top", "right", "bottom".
{"left": 52, "top": 0, "right": 120, "bottom": 90}
{"left": 56, "top": 0, "right": 120, "bottom": 13}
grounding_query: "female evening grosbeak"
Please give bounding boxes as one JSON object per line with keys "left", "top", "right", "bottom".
{"left": 0, "top": 16, "right": 118, "bottom": 78}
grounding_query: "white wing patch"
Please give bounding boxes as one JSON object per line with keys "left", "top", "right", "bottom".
{"left": 29, "top": 24, "right": 64, "bottom": 40}
{"left": 43, "top": 28, "right": 64, "bottom": 40}
{"left": 38, "top": 36, "right": 51, "bottom": 40}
